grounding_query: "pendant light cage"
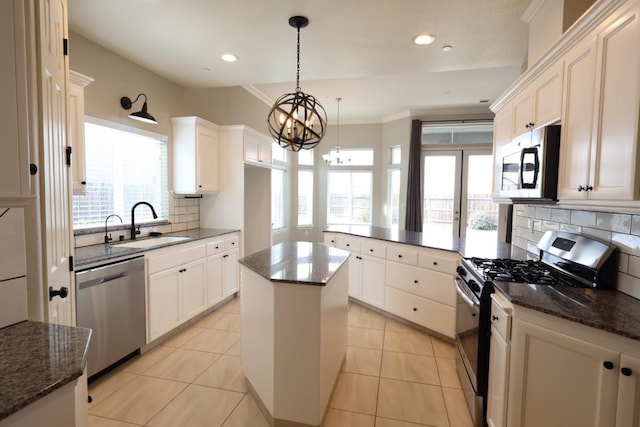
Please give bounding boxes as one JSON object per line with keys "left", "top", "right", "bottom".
{"left": 267, "top": 16, "right": 327, "bottom": 151}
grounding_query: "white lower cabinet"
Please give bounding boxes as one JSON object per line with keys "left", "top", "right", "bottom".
{"left": 222, "top": 247, "right": 239, "bottom": 297}
{"left": 486, "top": 293, "right": 512, "bottom": 427}
{"left": 179, "top": 258, "right": 207, "bottom": 320}
{"left": 148, "top": 266, "right": 182, "bottom": 341}
{"left": 507, "top": 307, "right": 640, "bottom": 427}
{"left": 323, "top": 232, "right": 458, "bottom": 337}
{"left": 147, "top": 233, "right": 241, "bottom": 342}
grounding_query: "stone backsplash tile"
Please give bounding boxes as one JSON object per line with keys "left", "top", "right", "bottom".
{"left": 514, "top": 205, "right": 640, "bottom": 299}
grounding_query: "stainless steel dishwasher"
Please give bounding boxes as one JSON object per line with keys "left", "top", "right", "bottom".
{"left": 76, "top": 256, "right": 146, "bottom": 378}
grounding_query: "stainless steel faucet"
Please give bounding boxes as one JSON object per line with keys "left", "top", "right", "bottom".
{"left": 130, "top": 202, "right": 158, "bottom": 240}
{"left": 104, "top": 214, "right": 123, "bottom": 244}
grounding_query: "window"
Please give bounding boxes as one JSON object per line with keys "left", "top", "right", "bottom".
{"left": 72, "top": 120, "right": 168, "bottom": 228}
{"left": 390, "top": 146, "right": 401, "bottom": 164}
{"left": 272, "top": 168, "right": 285, "bottom": 230}
{"left": 272, "top": 142, "right": 287, "bottom": 164}
{"left": 388, "top": 169, "right": 401, "bottom": 230}
{"left": 327, "top": 171, "right": 372, "bottom": 224}
{"left": 298, "top": 170, "right": 313, "bottom": 226}
{"left": 326, "top": 149, "right": 374, "bottom": 166}
{"left": 297, "top": 149, "right": 313, "bottom": 166}
{"left": 422, "top": 122, "right": 493, "bottom": 145}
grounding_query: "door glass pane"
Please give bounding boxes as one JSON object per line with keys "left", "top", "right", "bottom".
{"left": 423, "top": 155, "right": 457, "bottom": 239}
{"left": 466, "top": 154, "right": 499, "bottom": 243}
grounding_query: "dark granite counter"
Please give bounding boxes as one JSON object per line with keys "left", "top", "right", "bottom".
{"left": 494, "top": 282, "right": 640, "bottom": 341}
{"left": 239, "top": 241, "right": 350, "bottom": 286}
{"left": 326, "top": 225, "right": 640, "bottom": 342}
{"left": 324, "top": 225, "right": 513, "bottom": 259}
{"left": 0, "top": 321, "right": 91, "bottom": 421}
{"left": 75, "top": 228, "right": 240, "bottom": 268}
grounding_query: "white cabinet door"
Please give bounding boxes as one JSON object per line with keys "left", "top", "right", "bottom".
{"left": 487, "top": 325, "right": 509, "bottom": 427}
{"left": 172, "top": 116, "right": 219, "bottom": 194}
{"left": 206, "top": 253, "right": 223, "bottom": 306}
{"left": 348, "top": 254, "right": 363, "bottom": 299}
{"left": 360, "top": 254, "right": 385, "bottom": 309}
{"left": 323, "top": 233, "right": 337, "bottom": 247}
{"left": 511, "top": 63, "right": 563, "bottom": 140}
{"left": 589, "top": 2, "right": 640, "bottom": 200}
{"left": 222, "top": 248, "right": 239, "bottom": 297}
{"left": 558, "top": 37, "right": 597, "bottom": 200}
{"left": 180, "top": 258, "right": 206, "bottom": 320}
{"left": 508, "top": 319, "right": 619, "bottom": 427}
{"left": 491, "top": 105, "right": 513, "bottom": 199}
{"left": 0, "top": 0, "right": 33, "bottom": 198}
{"left": 148, "top": 267, "right": 181, "bottom": 341}
{"left": 616, "top": 353, "right": 640, "bottom": 427}
{"left": 195, "top": 124, "right": 219, "bottom": 192}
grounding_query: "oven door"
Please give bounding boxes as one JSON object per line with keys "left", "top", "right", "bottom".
{"left": 455, "top": 277, "right": 481, "bottom": 391}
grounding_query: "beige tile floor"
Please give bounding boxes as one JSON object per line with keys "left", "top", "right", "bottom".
{"left": 87, "top": 297, "right": 473, "bottom": 427}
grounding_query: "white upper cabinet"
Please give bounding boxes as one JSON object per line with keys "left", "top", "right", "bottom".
{"left": 172, "top": 116, "right": 219, "bottom": 194}
{"left": 244, "top": 129, "right": 273, "bottom": 166}
{"left": 68, "top": 70, "right": 93, "bottom": 195}
{"left": 589, "top": 1, "right": 640, "bottom": 200}
{"left": 510, "top": 62, "right": 563, "bottom": 140}
{"left": 559, "top": 0, "right": 640, "bottom": 201}
{"left": 0, "top": 1, "right": 35, "bottom": 199}
{"left": 491, "top": 106, "right": 513, "bottom": 199}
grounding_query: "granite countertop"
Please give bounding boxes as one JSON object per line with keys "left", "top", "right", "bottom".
{"left": 324, "top": 225, "right": 513, "bottom": 259}
{"left": 239, "top": 241, "right": 350, "bottom": 286}
{"left": 494, "top": 282, "right": 640, "bottom": 341}
{"left": 326, "top": 225, "right": 640, "bottom": 342}
{"left": 0, "top": 321, "right": 92, "bottom": 421}
{"left": 75, "top": 228, "right": 240, "bottom": 268}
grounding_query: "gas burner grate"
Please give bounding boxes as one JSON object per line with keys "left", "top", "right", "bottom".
{"left": 468, "top": 257, "right": 583, "bottom": 287}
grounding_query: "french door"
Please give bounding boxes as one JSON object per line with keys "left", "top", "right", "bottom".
{"left": 423, "top": 149, "right": 498, "bottom": 242}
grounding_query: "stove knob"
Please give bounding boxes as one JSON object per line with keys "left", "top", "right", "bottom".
{"left": 456, "top": 266, "right": 467, "bottom": 277}
{"left": 468, "top": 280, "right": 480, "bottom": 293}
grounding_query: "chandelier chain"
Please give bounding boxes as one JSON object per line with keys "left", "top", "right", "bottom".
{"left": 296, "top": 26, "right": 301, "bottom": 92}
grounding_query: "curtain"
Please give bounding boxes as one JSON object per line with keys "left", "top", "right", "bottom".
{"left": 405, "top": 119, "right": 423, "bottom": 232}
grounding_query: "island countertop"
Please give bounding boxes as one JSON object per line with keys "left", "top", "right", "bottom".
{"left": 239, "top": 241, "right": 350, "bottom": 286}
{"left": 324, "top": 224, "right": 513, "bottom": 259}
{"left": 0, "top": 321, "right": 92, "bottom": 421}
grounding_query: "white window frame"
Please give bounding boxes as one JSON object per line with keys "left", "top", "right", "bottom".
{"left": 326, "top": 169, "right": 373, "bottom": 225}
{"left": 271, "top": 165, "right": 286, "bottom": 231}
{"left": 72, "top": 116, "right": 169, "bottom": 229}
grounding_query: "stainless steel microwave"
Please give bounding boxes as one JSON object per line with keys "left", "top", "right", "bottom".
{"left": 500, "top": 125, "right": 561, "bottom": 202}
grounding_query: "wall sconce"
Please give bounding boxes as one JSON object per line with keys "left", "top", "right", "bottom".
{"left": 120, "top": 93, "right": 157, "bottom": 124}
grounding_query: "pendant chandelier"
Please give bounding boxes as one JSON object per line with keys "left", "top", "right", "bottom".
{"left": 267, "top": 16, "right": 327, "bottom": 152}
{"left": 322, "top": 98, "right": 351, "bottom": 165}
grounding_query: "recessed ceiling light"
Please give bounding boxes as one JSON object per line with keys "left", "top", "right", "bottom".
{"left": 221, "top": 53, "right": 238, "bottom": 62}
{"left": 442, "top": 45, "right": 453, "bottom": 52}
{"left": 414, "top": 34, "right": 435, "bottom": 45}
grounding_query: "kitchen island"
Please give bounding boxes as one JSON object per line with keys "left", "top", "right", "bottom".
{"left": 239, "top": 241, "right": 350, "bottom": 427}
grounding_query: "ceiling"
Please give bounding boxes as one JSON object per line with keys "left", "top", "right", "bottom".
{"left": 67, "top": 0, "right": 530, "bottom": 123}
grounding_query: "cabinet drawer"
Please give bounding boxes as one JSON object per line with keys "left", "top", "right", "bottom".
{"left": 147, "top": 244, "right": 206, "bottom": 274}
{"left": 324, "top": 233, "right": 337, "bottom": 247}
{"left": 384, "top": 286, "right": 455, "bottom": 339}
{"left": 336, "top": 236, "right": 361, "bottom": 253}
{"left": 490, "top": 293, "right": 512, "bottom": 341}
{"left": 386, "top": 262, "right": 456, "bottom": 306}
{"left": 361, "top": 239, "right": 386, "bottom": 259}
{"left": 224, "top": 236, "right": 239, "bottom": 250}
{"left": 206, "top": 239, "right": 225, "bottom": 255}
{"left": 386, "top": 245, "right": 418, "bottom": 265}
{"left": 418, "top": 250, "right": 459, "bottom": 275}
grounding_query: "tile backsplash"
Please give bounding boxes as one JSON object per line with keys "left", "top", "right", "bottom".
{"left": 74, "top": 196, "right": 200, "bottom": 247}
{"left": 512, "top": 205, "right": 640, "bottom": 300}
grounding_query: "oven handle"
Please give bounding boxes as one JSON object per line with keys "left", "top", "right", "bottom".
{"left": 455, "top": 277, "right": 480, "bottom": 309}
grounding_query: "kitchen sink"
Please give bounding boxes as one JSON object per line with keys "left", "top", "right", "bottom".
{"left": 114, "top": 236, "right": 191, "bottom": 249}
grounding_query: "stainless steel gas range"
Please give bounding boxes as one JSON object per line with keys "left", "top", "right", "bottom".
{"left": 454, "top": 230, "right": 617, "bottom": 427}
